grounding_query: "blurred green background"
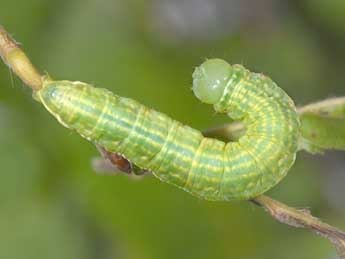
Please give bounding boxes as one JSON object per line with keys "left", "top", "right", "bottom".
{"left": 0, "top": 0, "right": 344, "bottom": 258}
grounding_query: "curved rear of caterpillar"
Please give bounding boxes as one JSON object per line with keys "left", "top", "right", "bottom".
{"left": 33, "top": 59, "right": 300, "bottom": 201}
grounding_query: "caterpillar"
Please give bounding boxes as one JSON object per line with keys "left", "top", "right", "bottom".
{"left": 33, "top": 58, "right": 300, "bottom": 201}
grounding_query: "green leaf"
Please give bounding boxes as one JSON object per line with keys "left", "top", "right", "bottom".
{"left": 298, "top": 97, "right": 345, "bottom": 152}
{"left": 299, "top": 113, "right": 345, "bottom": 152}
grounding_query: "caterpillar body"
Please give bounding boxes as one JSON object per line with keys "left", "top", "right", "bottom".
{"left": 34, "top": 59, "right": 300, "bottom": 201}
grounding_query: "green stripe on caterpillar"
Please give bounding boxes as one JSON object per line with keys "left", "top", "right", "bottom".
{"left": 33, "top": 58, "right": 300, "bottom": 201}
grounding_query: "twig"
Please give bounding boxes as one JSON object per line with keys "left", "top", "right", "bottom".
{"left": 0, "top": 25, "right": 42, "bottom": 90}
{"left": 202, "top": 121, "right": 244, "bottom": 141}
{"left": 252, "top": 195, "right": 345, "bottom": 258}
{"left": 298, "top": 97, "right": 345, "bottom": 117}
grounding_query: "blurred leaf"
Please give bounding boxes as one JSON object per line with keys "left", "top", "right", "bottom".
{"left": 302, "top": 0, "right": 345, "bottom": 37}
{"left": 0, "top": 200, "right": 88, "bottom": 259}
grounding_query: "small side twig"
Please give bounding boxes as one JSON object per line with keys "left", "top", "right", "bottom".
{"left": 298, "top": 97, "right": 345, "bottom": 117}
{"left": 202, "top": 121, "right": 244, "bottom": 141}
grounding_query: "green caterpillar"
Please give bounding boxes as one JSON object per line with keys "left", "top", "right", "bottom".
{"left": 33, "top": 59, "right": 300, "bottom": 201}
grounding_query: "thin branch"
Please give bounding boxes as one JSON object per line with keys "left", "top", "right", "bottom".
{"left": 298, "top": 97, "right": 345, "bottom": 117}
{"left": 0, "top": 25, "right": 42, "bottom": 91}
{"left": 202, "top": 121, "right": 244, "bottom": 141}
{"left": 252, "top": 195, "right": 345, "bottom": 259}
{"left": 203, "top": 122, "right": 244, "bottom": 141}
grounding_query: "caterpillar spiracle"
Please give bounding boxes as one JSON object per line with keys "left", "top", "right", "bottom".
{"left": 33, "top": 59, "right": 300, "bottom": 201}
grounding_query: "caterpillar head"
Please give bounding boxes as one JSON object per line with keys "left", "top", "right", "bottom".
{"left": 192, "top": 59, "right": 232, "bottom": 104}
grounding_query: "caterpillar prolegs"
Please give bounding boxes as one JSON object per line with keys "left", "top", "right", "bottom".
{"left": 33, "top": 59, "right": 300, "bottom": 201}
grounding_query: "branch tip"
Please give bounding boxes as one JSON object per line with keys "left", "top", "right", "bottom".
{"left": 0, "top": 25, "right": 42, "bottom": 91}
{"left": 252, "top": 195, "right": 345, "bottom": 259}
